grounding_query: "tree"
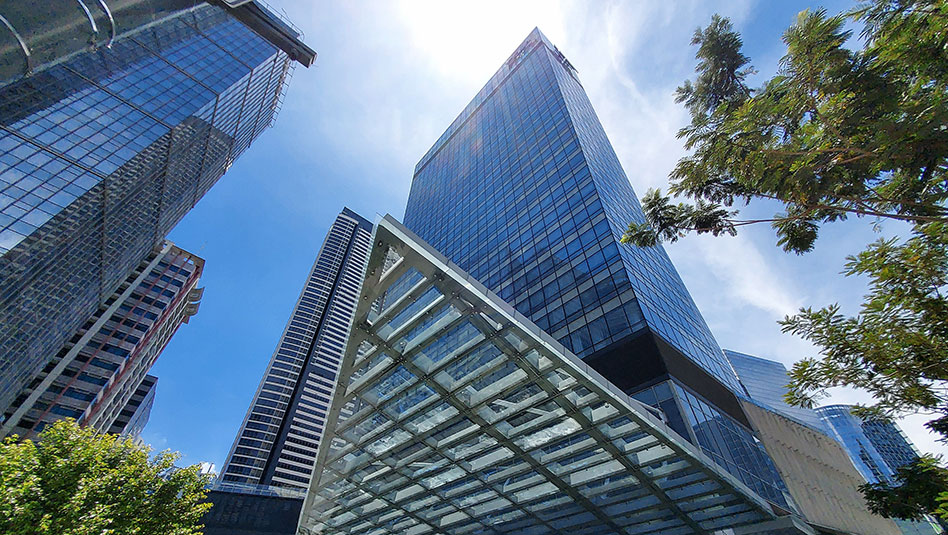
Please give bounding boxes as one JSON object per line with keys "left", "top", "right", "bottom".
{"left": 783, "top": 221, "right": 948, "bottom": 520}
{"left": 621, "top": 0, "right": 948, "bottom": 520}
{"left": 623, "top": 2, "right": 947, "bottom": 254}
{"left": 860, "top": 456, "right": 948, "bottom": 521}
{"left": 782, "top": 222, "right": 948, "bottom": 423}
{"left": 0, "top": 419, "right": 212, "bottom": 535}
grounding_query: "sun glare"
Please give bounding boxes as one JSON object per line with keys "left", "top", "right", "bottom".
{"left": 395, "top": 0, "right": 568, "bottom": 87}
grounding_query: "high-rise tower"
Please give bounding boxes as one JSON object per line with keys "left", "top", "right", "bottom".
{"left": 0, "top": 1, "right": 315, "bottom": 416}
{"left": 403, "top": 28, "right": 787, "bottom": 505}
{"left": 222, "top": 208, "right": 373, "bottom": 489}
{"left": 0, "top": 241, "right": 203, "bottom": 440}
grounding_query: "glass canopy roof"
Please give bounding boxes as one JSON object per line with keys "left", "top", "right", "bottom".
{"left": 298, "top": 216, "right": 814, "bottom": 535}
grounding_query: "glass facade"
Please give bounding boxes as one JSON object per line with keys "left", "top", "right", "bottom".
{"left": 203, "top": 481, "right": 305, "bottom": 535}
{"left": 0, "top": 1, "right": 197, "bottom": 85}
{"left": 299, "top": 216, "right": 805, "bottom": 535}
{"left": 0, "top": 3, "right": 301, "bottom": 416}
{"left": 723, "top": 350, "right": 826, "bottom": 432}
{"left": 816, "top": 404, "right": 923, "bottom": 485}
{"left": 222, "top": 209, "right": 373, "bottom": 489}
{"left": 632, "top": 380, "right": 792, "bottom": 508}
{"left": 816, "top": 405, "right": 897, "bottom": 484}
{"left": 862, "top": 417, "right": 921, "bottom": 473}
{"left": 401, "top": 28, "right": 794, "bottom": 507}
{"left": 404, "top": 29, "right": 738, "bottom": 391}
{"left": 0, "top": 241, "right": 203, "bottom": 440}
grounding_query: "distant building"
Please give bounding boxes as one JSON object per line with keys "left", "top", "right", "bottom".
{"left": 726, "top": 350, "right": 942, "bottom": 535}
{"left": 0, "top": 242, "right": 203, "bottom": 440}
{"left": 862, "top": 416, "right": 922, "bottom": 474}
{"left": 740, "top": 400, "right": 900, "bottom": 535}
{"left": 817, "top": 405, "right": 900, "bottom": 484}
{"left": 221, "top": 209, "right": 373, "bottom": 489}
{"left": 724, "top": 350, "right": 826, "bottom": 432}
{"left": 0, "top": 0, "right": 315, "bottom": 417}
{"left": 199, "top": 461, "right": 218, "bottom": 477}
{"left": 817, "top": 404, "right": 943, "bottom": 535}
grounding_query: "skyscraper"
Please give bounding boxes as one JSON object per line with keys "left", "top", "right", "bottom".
{"left": 0, "top": 241, "right": 203, "bottom": 440}
{"left": 723, "top": 350, "right": 825, "bottom": 432}
{"left": 222, "top": 208, "right": 373, "bottom": 489}
{"left": 403, "top": 28, "right": 788, "bottom": 507}
{"left": 0, "top": 1, "right": 315, "bottom": 416}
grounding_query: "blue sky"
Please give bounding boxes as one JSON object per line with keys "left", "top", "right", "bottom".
{"left": 144, "top": 0, "right": 946, "bottom": 469}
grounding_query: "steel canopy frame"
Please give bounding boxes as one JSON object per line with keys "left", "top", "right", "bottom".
{"left": 297, "top": 215, "right": 813, "bottom": 535}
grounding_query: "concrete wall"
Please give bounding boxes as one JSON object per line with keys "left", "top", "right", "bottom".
{"left": 741, "top": 400, "right": 901, "bottom": 535}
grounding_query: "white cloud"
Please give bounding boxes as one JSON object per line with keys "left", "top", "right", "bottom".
{"left": 395, "top": 1, "right": 569, "bottom": 87}
{"left": 694, "top": 234, "right": 802, "bottom": 315}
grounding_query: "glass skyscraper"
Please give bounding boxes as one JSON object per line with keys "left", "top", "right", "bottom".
{"left": 405, "top": 30, "right": 735, "bottom": 387}
{"left": 723, "top": 350, "right": 826, "bottom": 432}
{"left": 0, "top": 1, "right": 314, "bottom": 416}
{"left": 403, "top": 28, "right": 788, "bottom": 507}
{"left": 222, "top": 208, "right": 373, "bottom": 489}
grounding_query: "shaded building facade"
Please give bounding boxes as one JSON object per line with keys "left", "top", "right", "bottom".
{"left": 0, "top": 241, "right": 203, "bottom": 439}
{"left": 202, "top": 481, "right": 305, "bottom": 535}
{"left": 739, "top": 401, "right": 900, "bottom": 535}
{"left": 107, "top": 373, "right": 157, "bottom": 440}
{"left": 403, "top": 28, "right": 790, "bottom": 508}
{"left": 0, "top": 1, "right": 314, "bottom": 416}
{"left": 221, "top": 208, "right": 373, "bottom": 489}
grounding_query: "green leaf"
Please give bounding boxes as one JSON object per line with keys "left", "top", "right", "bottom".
{"left": 0, "top": 420, "right": 212, "bottom": 535}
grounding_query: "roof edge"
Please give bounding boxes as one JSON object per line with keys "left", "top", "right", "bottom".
{"left": 214, "top": 0, "right": 317, "bottom": 67}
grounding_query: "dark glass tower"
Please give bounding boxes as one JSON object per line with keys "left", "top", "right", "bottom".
{"left": 406, "top": 30, "right": 736, "bottom": 389}
{"left": 0, "top": 1, "right": 314, "bottom": 416}
{"left": 222, "top": 208, "right": 373, "bottom": 489}
{"left": 404, "top": 28, "right": 790, "bottom": 507}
